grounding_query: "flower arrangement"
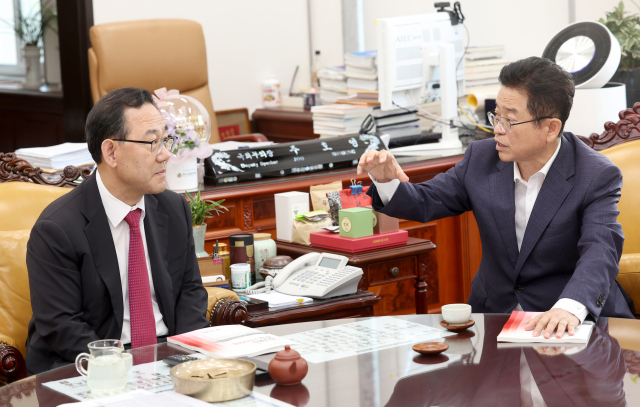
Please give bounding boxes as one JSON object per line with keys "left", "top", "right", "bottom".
{"left": 185, "top": 189, "right": 228, "bottom": 227}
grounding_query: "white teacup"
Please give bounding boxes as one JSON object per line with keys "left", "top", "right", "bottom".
{"left": 441, "top": 304, "right": 472, "bottom": 324}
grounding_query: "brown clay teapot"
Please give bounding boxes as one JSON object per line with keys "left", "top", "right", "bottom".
{"left": 268, "top": 345, "right": 308, "bottom": 386}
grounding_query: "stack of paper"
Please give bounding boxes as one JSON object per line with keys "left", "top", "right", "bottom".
{"left": 246, "top": 291, "right": 313, "bottom": 309}
{"left": 15, "top": 142, "right": 94, "bottom": 170}
{"left": 311, "top": 104, "right": 373, "bottom": 138}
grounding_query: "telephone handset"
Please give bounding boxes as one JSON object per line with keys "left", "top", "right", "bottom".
{"left": 245, "top": 252, "right": 363, "bottom": 299}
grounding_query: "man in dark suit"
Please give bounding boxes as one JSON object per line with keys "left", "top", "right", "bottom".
{"left": 26, "top": 88, "right": 209, "bottom": 375}
{"left": 357, "top": 57, "right": 635, "bottom": 339}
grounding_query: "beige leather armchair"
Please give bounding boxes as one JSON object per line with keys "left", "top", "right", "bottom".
{"left": 0, "top": 182, "right": 71, "bottom": 384}
{"left": 88, "top": 19, "right": 266, "bottom": 144}
{"left": 600, "top": 140, "right": 640, "bottom": 315}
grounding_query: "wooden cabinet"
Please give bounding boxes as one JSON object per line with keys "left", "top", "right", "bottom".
{"left": 197, "top": 154, "right": 483, "bottom": 315}
{"left": 276, "top": 238, "right": 436, "bottom": 316}
{"left": 251, "top": 107, "right": 316, "bottom": 143}
{"left": 0, "top": 87, "right": 64, "bottom": 152}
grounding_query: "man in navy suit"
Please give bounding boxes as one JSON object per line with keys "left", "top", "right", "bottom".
{"left": 358, "top": 57, "right": 635, "bottom": 339}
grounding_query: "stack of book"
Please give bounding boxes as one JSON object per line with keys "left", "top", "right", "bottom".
{"left": 373, "top": 106, "right": 421, "bottom": 139}
{"left": 345, "top": 51, "right": 378, "bottom": 91}
{"left": 311, "top": 104, "right": 373, "bottom": 138}
{"left": 463, "top": 45, "right": 509, "bottom": 95}
{"left": 318, "top": 66, "right": 352, "bottom": 105}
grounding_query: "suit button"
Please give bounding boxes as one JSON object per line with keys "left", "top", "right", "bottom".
{"left": 515, "top": 285, "right": 524, "bottom": 293}
{"left": 597, "top": 300, "right": 603, "bottom": 307}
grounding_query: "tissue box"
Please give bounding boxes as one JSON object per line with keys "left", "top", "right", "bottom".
{"left": 367, "top": 206, "right": 400, "bottom": 234}
{"left": 339, "top": 207, "right": 373, "bottom": 238}
{"left": 275, "top": 192, "right": 309, "bottom": 242}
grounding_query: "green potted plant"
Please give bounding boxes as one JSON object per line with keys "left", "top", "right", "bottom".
{"left": 2, "top": 0, "right": 57, "bottom": 89}
{"left": 602, "top": 1, "right": 640, "bottom": 107}
{"left": 185, "top": 190, "right": 228, "bottom": 258}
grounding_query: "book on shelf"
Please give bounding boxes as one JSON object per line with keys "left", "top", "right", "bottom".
{"left": 312, "top": 119, "right": 363, "bottom": 130}
{"left": 168, "top": 325, "right": 298, "bottom": 358}
{"left": 344, "top": 50, "right": 377, "bottom": 69}
{"left": 319, "top": 78, "right": 348, "bottom": 92}
{"left": 336, "top": 97, "right": 380, "bottom": 106}
{"left": 311, "top": 104, "right": 373, "bottom": 118}
{"left": 318, "top": 67, "right": 346, "bottom": 81}
{"left": 347, "top": 78, "right": 378, "bottom": 91}
{"left": 345, "top": 64, "right": 378, "bottom": 81}
{"left": 497, "top": 311, "right": 595, "bottom": 345}
{"left": 319, "top": 89, "right": 352, "bottom": 105}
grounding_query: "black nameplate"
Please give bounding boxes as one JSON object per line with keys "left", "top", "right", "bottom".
{"left": 204, "top": 135, "right": 384, "bottom": 185}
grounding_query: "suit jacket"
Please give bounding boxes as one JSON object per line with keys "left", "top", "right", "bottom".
{"left": 25, "top": 173, "right": 209, "bottom": 375}
{"left": 369, "top": 133, "right": 634, "bottom": 319}
{"left": 385, "top": 318, "right": 627, "bottom": 407}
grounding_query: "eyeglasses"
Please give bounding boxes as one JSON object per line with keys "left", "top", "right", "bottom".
{"left": 114, "top": 137, "right": 176, "bottom": 155}
{"left": 487, "top": 111, "right": 555, "bottom": 135}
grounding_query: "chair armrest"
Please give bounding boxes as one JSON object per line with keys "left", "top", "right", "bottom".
{"left": 620, "top": 253, "right": 640, "bottom": 275}
{"left": 0, "top": 335, "right": 26, "bottom": 385}
{"left": 204, "top": 288, "right": 247, "bottom": 326}
{"left": 617, "top": 253, "right": 640, "bottom": 317}
{"left": 224, "top": 133, "right": 269, "bottom": 143}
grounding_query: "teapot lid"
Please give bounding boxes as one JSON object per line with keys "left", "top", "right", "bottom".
{"left": 274, "top": 345, "right": 303, "bottom": 361}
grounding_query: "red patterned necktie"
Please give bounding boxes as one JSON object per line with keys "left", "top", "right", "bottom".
{"left": 124, "top": 208, "right": 157, "bottom": 349}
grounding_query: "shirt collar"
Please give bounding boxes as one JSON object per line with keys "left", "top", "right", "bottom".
{"left": 514, "top": 136, "right": 562, "bottom": 183}
{"left": 96, "top": 169, "right": 146, "bottom": 228}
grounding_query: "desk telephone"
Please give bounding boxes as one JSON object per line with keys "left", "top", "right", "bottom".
{"left": 246, "top": 252, "right": 363, "bottom": 299}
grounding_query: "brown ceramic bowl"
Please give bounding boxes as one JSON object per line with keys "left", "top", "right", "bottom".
{"left": 412, "top": 342, "right": 449, "bottom": 355}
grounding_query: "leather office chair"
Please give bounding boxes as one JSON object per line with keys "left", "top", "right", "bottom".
{"left": 88, "top": 19, "right": 266, "bottom": 144}
{"left": 600, "top": 140, "right": 640, "bottom": 315}
{"left": 0, "top": 182, "right": 71, "bottom": 384}
{"left": 0, "top": 154, "right": 245, "bottom": 384}
{"left": 580, "top": 103, "right": 640, "bottom": 316}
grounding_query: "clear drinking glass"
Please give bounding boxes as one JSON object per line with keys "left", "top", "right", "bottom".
{"left": 75, "top": 339, "right": 132, "bottom": 392}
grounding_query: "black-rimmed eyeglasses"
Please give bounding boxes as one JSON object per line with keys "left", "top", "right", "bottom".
{"left": 114, "top": 137, "right": 176, "bottom": 155}
{"left": 487, "top": 111, "right": 555, "bottom": 134}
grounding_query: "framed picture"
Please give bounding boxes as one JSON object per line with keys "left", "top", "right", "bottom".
{"left": 215, "top": 108, "right": 251, "bottom": 141}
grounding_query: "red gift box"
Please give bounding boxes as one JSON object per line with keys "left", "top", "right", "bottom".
{"left": 310, "top": 229, "right": 409, "bottom": 253}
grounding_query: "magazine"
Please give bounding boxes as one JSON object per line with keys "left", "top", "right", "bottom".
{"left": 168, "top": 325, "right": 297, "bottom": 358}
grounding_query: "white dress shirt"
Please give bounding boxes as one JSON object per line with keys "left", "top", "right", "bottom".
{"left": 371, "top": 138, "right": 588, "bottom": 323}
{"left": 96, "top": 170, "right": 169, "bottom": 344}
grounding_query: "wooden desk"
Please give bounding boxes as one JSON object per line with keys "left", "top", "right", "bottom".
{"left": 197, "top": 153, "right": 482, "bottom": 313}
{"left": 4, "top": 315, "right": 639, "bottom": 407}
{"left": 242, "top": 291, "right": 380, "bottom": 328}
{"left": 276, "top": 238, "right": 437, "bottom": 315}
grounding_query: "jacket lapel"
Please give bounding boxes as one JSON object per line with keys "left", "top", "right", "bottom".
{"left": 143, "top": 194, "right": 174, "bottom": 333}
{"left": 81, "top": 173, "right": 124, "bottom": 334}
{"left": 513, "top": 136, "right": 575, "bottom": 276}
{"left": 490, "top": 160, "right": 519, "bottom": 267}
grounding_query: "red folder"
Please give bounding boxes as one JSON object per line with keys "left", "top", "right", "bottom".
{"left": 310, "top": 230, "right": 408, "bottom": 253}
